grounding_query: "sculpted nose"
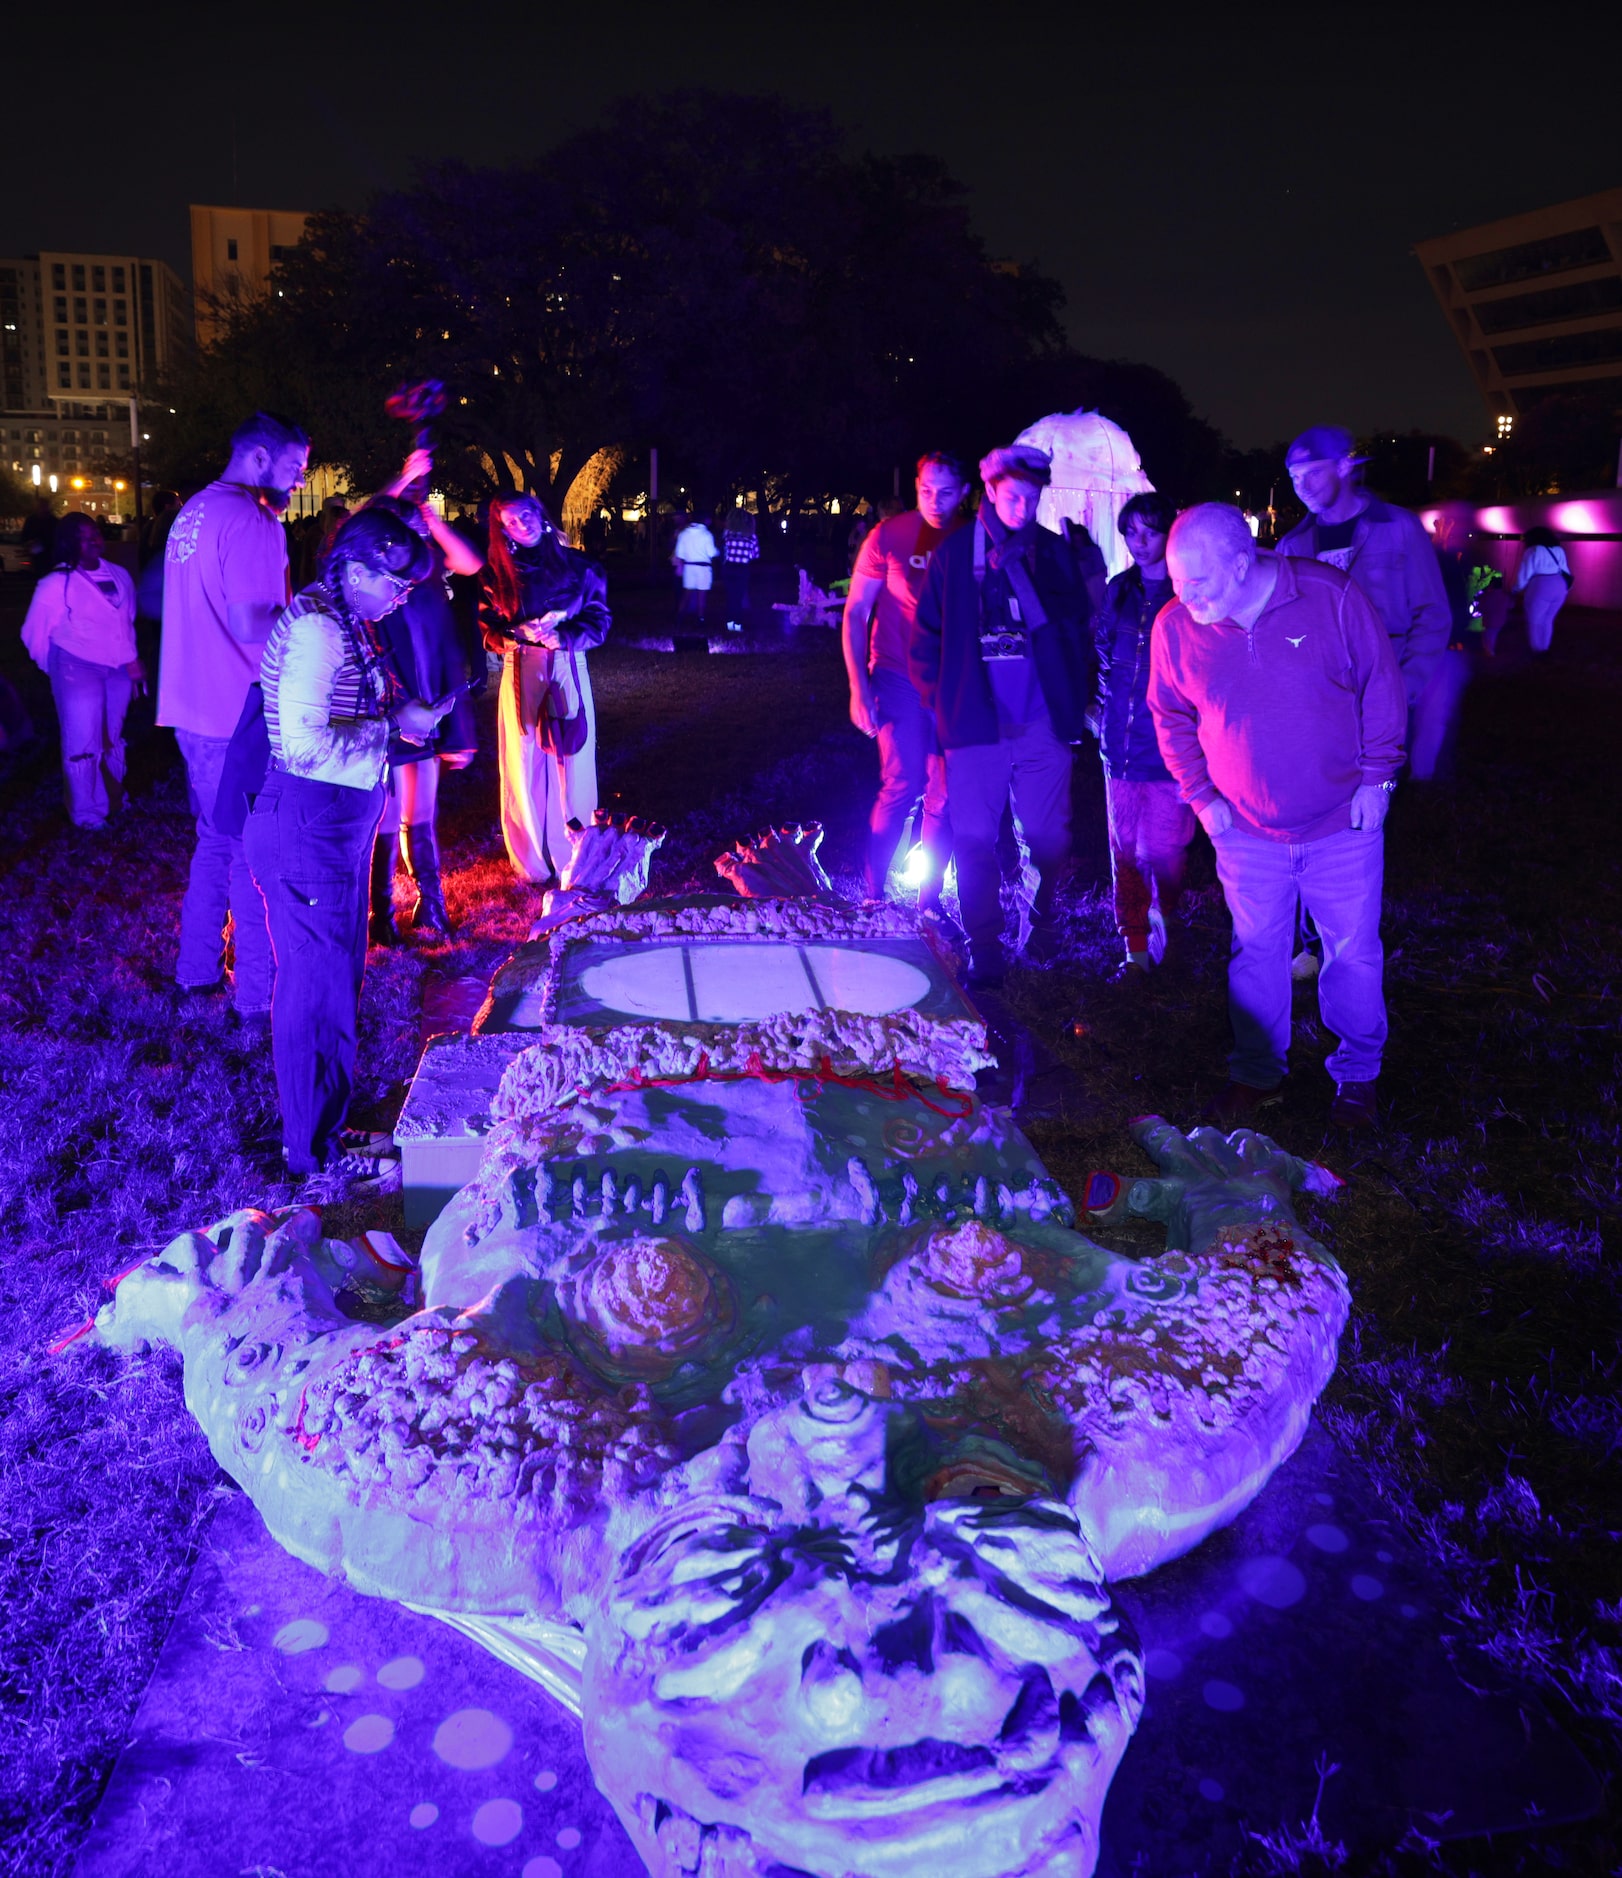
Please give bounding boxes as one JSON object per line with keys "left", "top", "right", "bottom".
{"left": 869, "top": 1592, "right": 936, "bottom": 1676}
{"left": 799, "top": 1639, "right": 865, "bottom": 1736}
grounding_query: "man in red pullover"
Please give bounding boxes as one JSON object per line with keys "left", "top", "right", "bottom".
{"left": 1148, "top": 505, "right": 1405, "bottom": 1130}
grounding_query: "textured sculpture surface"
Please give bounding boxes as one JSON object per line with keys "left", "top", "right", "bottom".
{"left": 93, "top": 848, "right": 1350, "bottom": 1877}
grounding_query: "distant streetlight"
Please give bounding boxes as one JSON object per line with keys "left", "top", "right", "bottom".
{"left": 31, "top": 464, "right": 41, "bottom": 487}
{"left": 48, "top": 474, "right": 58, "bottom": 493}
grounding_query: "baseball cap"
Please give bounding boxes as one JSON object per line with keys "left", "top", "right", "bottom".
{"left": 1286, "top": 425, "right": 1367, "bottom": 467}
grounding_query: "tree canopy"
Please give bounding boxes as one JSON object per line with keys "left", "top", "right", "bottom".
{"left": 149, "top": 91, "right": 1234, "bottom": 513}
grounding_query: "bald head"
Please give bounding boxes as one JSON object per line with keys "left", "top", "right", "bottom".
{"left": 1167, "top": 503, "right": 1274, "bottom": 626}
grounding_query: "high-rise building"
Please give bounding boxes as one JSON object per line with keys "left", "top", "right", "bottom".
{"left": 1415, "top": 187, "right": 1622, "bottom": 421}
{"left": 190, "top": 204, "right": 310, "bottom": 345}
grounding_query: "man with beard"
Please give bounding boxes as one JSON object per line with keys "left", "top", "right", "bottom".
{"left": 842, "top": 451, "right": 971, "bottom": 914}
{"left": 157, "top": 411, "right": 309, "bottom": 1025}
{"left": 911, "top": 443, "right": 1096, "bottom": 985}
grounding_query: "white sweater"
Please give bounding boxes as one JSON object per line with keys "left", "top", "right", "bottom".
{"left": 21, "top": 563, "right": 137, "bottom": 669}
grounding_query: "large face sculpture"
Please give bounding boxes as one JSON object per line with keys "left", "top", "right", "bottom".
{"left": 584, "top": 1387, "right": 1144, "bottom": 1878}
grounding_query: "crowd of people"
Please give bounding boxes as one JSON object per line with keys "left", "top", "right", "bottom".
{"left": 11, "top": 404, "right": 1577, "bottom": 1185}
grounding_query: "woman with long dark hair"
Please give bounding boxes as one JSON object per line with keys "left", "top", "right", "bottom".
{"left": 20, "top": 513, "right": 141, "bottom": 828}
{"left": 479, "top": 492, "right": 609, "bottom": 886}
{"left": 245, "top": 508, "right": 447, "bottom": 1181}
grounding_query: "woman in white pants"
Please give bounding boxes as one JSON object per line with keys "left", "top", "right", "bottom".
{"left": 1511, "top": 526, "right": 1572, "bottom": 654}
{"left": 20, "top": 514, "right": 142, "bottom": 828}
{"left": 479, "top": 494, "right": 610, "bottom": 886}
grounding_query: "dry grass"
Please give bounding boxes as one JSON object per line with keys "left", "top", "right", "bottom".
{"left": 0, "top": 598, "right": 1616, "bottom": 1876}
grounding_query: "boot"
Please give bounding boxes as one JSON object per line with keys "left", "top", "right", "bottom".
{"left": 368, "top": 833, "right": 401, "bottom": 947}
{"left": 403, "top": 821, "right": 452, "bottom": 936}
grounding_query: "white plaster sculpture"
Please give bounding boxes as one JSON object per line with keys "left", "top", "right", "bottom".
{"left": 92, "top": 856, "right": 1352, "bottom": 1878}
{"left": 1014, "top": 410, "right": 1155, "bottom": 579}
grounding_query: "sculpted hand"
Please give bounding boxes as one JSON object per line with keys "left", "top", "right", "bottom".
{"left": 1114, "top": 1116, "right": 1341, "bottom": 1254}
{"left": 1195, "top": 794, "right": 1233, "bottom": 838}
{"left": 849, "top": 683, "right": 878, "bottom": 738}
{"left": 1349, "top": 783, "right": 1391, "bottom": 832}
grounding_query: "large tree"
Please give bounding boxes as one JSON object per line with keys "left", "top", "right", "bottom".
{"left": 148, "top": 92, "right": 1220, "bottom": 517}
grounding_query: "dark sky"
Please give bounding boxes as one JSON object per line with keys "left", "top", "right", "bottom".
{"left": 7, "top": 3, "right": 1618, "bottom": 448}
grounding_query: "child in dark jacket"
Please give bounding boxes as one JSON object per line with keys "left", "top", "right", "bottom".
{"left": 1093, "top": 492, "right": 1195, "bottom": 981}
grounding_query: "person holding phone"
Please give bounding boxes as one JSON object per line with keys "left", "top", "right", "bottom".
{"left": 364, "top": 462, "right": 484, "bottom": 940}
{"left": 480, "top": 492, "right": 611, "bottom": 886}
{"left": 245, "top": 507, "right": 447, "bottom": 1185}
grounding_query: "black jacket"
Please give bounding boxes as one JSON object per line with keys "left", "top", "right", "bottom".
{"left": 478, "top": 540, "right": 611, "bottom": 655}
{"left": 1095, "top": 564, "right": 1175, "bottom": 781}
{"left": 911, "top": 520, "right": 1096, "bottom": 748}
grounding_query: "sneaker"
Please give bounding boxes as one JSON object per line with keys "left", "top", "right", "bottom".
{"left": 1112, "top": 954, "right": 1151, "bottom": 987}
{"left": 1200, "top": 1080, "right": 1284, "bottom": 1129}
{"left": 296, "top": 1153, "right": 402, "bottom": 1205}
{"left": 1329, "top": 1079, "right": 1380, "bottom": 1130}
{"left": 336, "top": 1127, "right": 396, "bottom": 1160}
{"left": 1290, "top": 950, "right": 1321, "bottom": 982}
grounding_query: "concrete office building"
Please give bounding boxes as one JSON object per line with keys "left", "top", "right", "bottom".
{"left": 1416, "top": 187, "right": 1622, "bottom": 421}
{"left": 190, "top": 204, "right": 310, "bottom": 345}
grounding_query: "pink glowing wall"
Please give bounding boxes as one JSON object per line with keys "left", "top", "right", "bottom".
{"left": 1418, "top": 490, "right": 1622, "bottom": 611}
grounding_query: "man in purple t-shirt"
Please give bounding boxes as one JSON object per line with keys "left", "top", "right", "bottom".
{"left": 158, "top": 411, "right": 308, "bottom": 1020}
{"left": 1148, "top": 505, "right": 1405, "bottom": 1131}
{"left": 841, "top": 452, "right": 970, "bottom": 910}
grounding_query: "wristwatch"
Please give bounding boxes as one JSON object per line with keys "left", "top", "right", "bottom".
{"left": 1377, "top": 780, "right": 1398, "bottom": 795}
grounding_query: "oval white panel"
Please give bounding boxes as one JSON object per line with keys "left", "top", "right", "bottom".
{"left": 801, "top": 946, "right": 930, "bottom": 1017}
{"left": 576, "top": 943, "right": 930, "bottom": 1023}
{"left": 578, "top": 947, "right": 694, "bottom": 1018}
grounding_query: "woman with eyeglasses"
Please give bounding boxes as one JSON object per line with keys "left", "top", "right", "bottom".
{"left": 245, "top": 507, "right": 449, "bottom": 1184}
{"left": 479, "top": 492, "right": 610, "bottom": 887}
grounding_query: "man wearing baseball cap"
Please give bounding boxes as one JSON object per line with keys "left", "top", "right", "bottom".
{"left": 1277, "top": 425, "right": 1450, "bottom": 709}
{"left": 911, "top": 442, "right": 1096, "bottom": 985}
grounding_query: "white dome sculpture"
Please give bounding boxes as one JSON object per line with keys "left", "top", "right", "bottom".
{"left": 1015, "top": 408, "right": 1155, "bottom": 578}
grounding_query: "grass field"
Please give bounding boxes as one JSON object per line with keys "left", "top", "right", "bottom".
{"left": 0, "top": 595, "right": 1616, "bottom": 1876}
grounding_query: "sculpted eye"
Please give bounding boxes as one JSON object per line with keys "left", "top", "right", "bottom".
{"left": 224, "top": 1339, "right": 281, "bottom": 1384}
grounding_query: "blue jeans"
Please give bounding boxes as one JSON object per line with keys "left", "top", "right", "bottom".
{"left": 244, "top": 772, "right": 383, "bottom": 1172}
{"left": 944, "top": 719, "right": 1073, "bottom": 965}
{"left": 174, "top": 728, "right": 276, "bottom": 1012}
{"left": 48, "top": 644, "right": 131, "bottom": 828}
{"left": 1211, "top": 822, "right": 1387, "bottom": 1088}
{"left": 867, "top": 666, "right": 950, "bottom": 904}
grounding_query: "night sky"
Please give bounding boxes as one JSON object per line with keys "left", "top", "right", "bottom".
{"left": 8, "top": 4, "right": 1618, "bottom": 447}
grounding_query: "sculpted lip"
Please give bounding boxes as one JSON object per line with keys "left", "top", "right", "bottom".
{"left": 800, "top": 1740, "right": 1062, "bottom": 1818}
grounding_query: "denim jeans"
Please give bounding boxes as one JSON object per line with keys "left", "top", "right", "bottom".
{"left": 1105, "top": 777, "right": 1196, "bottom": 952}
{"left": 1212, "top": 822, "right": 1386, "bottom": 1088}
{"left": 174, "top": 728, "right": 276, "bottom": 1012}
{"left": 867, "top": 666, "right": 950, "bottom": 904}
{"left": 244, "top": 773, "right": 384, "bottom": 1172}
{"left": 944, "top": 719, "right": 1073, "bottom": 965}
{"left": 48, "top": 644, "right": 131, "bottom": 828}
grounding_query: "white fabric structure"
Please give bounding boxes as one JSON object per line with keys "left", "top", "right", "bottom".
{"left": 1015, "top": 408, "right": 1155, "bottom": 578}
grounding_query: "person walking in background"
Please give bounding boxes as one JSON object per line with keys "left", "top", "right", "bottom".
{"left": 720, "top": 507, "right": 759, "bottom": 632}
{"left": 1409, "top": 502, "right": 1479, "bottom": 782}
{"left": 364, "top": 460, "right": 483, "bottom": 942}
{"left": 480, "top": 492, "right": 609, "bottom": 888}
{"left": 672, "top": 509, "right": 718, "bottom": 626}
{"left": 1092, "top": 491, "right": 1194, "bottom": 982}
{"left": 157, "top": 411, "right": 309, "bottom": 1024}
{"left": 246, "top": 508, "right": 446, "bottom": 1187}
{"left": 912, "top": 443, "right": 1096, "bottom": 986}
{"left": 842, "top": 451, "right": 971, "bottom": 916}
{"left": 1149, "top": 505, "right": 1405, "bottom": 1132}
{"left": 1510, "top": 526, "right": 1572, "bottom": 654}
{"left": 20, "top": 513, "right": 141, "bottom": 829}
